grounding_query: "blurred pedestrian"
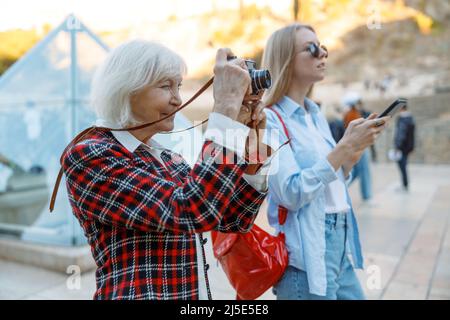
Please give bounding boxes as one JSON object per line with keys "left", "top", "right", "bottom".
{"left": 343, "top": 92, "right": 373, "bottom": 201}
{"left": 325, "top": 104, "right": 345, "bottom": 143}
{"left": 357, "top": 100, "right": 377, "bottom": 162}
{"left": 394, "top": 103, "right": 415, "bottom": 191}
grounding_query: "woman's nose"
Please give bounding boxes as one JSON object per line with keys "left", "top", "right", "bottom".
{"left": 170, "top": 88, "right": 182, "bottom": 106}
{"left": 319, "top": 47, "right": 328, "bottom": 59}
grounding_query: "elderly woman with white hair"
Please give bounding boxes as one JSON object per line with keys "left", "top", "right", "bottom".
{"left": 61, "top": 40, "right": 271, "bottom": 300}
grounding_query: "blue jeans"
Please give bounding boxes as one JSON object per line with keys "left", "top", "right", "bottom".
{"left": 351, "top": 149, "right": 372, "bottom": 200}
{"left": 397, "top": 152, "right": 409, "bottom": 189}
{"left": 273, "top": 214, "right": 366, "bottom": 300}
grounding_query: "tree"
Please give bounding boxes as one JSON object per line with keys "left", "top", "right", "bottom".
{"left": 293, "top": 0, "right": 301, "bottom": 21}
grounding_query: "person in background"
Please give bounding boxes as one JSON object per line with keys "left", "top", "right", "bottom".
{"left": 394, "top": 103, "right": 415, "bottom": 191}
{"left": 342, "top": 92, "right": 362, "bottom": 128}
{"left": 356, "top": 100, "right": 377, "bottom": 162}
{"left": 325, "top": 104, "right": 345, "bottom": 143}
{"left": 343, "top": 92, "right": 373, "bottom": 202}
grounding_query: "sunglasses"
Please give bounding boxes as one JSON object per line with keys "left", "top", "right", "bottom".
{"left": 304, "top": 43, "right": 328, "bottom": 58}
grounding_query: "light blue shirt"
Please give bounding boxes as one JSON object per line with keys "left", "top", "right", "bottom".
{"left": 264, "top": 96, "right": 364, "bottom": 296}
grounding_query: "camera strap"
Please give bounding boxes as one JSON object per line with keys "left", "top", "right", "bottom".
{"left": 49, "top": 77, "right": 290, "bottom": 212}
{"left": 49, "top": 77, "right": 214, "bottom": 212}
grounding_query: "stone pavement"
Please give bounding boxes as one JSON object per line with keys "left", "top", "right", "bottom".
{"left": 0, "top": 163, "right": 449, "bottom": 300}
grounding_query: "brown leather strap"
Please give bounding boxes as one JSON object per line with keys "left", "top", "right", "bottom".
{"left": 49, "top": 167, "right": 64, "bottom": 212}
{"left": 118, "top": 77, "right": 214, "bottom": 134}
{"left": 49, "top": 77, "right": 214, "bottom": 212}
{"left": 49, "top": 126, "right": 100, "bottom": 212}
{"left": 49, "top": 77, "right": 290, "bottom": 213}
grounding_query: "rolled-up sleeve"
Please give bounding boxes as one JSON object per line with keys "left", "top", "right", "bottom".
{"left": 204, "top": 112, "right": 250, "bottom": 159}
{"left": 203, "top": 112, "right": 267, "bottom": 231}
{"left": 205, "top": 111, "right": 273, "bottom": 192}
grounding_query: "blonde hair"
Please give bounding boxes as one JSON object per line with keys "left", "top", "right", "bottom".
{"left": 91, "top": 40, "right": 187, "bottom": 127}
{"left": 262, "top": 23, "right": 315, "bottom": 107}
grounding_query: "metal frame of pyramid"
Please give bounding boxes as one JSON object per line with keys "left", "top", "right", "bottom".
{"left": 0, "top": 14, "right": 109, "bottom": 136}
{"left": 0, "top": 15, "right": 112, "bottom": 245}
{"left": 0, "top": 14, "right": 203, "bottom": 246}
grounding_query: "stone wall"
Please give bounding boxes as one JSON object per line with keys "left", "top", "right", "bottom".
{"left": 364, "top": 92, "right": 450, "bottom": 164}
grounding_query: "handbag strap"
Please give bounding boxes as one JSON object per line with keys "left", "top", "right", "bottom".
{"left": 266, "top": 105, "right": 291, "bottom": 143}
{"left": 266, "top": 105, "right": 292, "bottom": 226}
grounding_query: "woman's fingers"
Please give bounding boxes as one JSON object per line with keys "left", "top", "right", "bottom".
{"left": 214, "top": 48, "right": 233, "bottom": 68}
{"left": 348, "top": 117, "right": 365, "bottom": 130}
{"left": 243, "top": 90, "right": 263, "bottom": 102}
{"left": 213, "top": 48, "right": 253, "bottom": 120}
{"left": 366, "top": 115, "right": 391, "bottom": 128}
{"left": 229, "top": 58, "right": 252, "bottom": 95}
{"left": 379, "top": 115, "right": 391, "bottom": 123}
{"left": 236, "top": 104, "right": 252, "bottom": 125}
{"left": 252, "top": 102, "right": 265, "bottom": 121}
{"left": 366, "top": 113, "right": 378, "bottom": 120}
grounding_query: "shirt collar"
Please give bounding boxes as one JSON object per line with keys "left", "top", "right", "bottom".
{"left": 94, "top": 119, "right": 163, "bottom": 153}
{"left": 399, "top": 111, "right": 411, "bottom": 117}
{"left": 278, "top": 96, "right": 320, "bottom": 117}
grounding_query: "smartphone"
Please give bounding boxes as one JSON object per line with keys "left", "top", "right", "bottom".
{"left": 378, "top": 98, "right": 408, "bottom": 118}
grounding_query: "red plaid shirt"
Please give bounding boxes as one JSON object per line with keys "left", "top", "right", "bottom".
{"left": 62, "top": 129, "right": 266, "bottom": 300}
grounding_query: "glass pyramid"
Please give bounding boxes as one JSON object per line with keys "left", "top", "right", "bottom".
{"left": 0, "top": 15, "right": 203, "bottom": 246}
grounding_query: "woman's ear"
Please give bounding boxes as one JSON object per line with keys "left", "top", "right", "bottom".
{"left": 129, "top": 90, "right": 140, "bottom": 109}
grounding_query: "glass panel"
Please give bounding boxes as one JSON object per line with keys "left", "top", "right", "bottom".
{"left": 0, "top": 17, "right": 204, "bottom": 246}
{"left": 0, "top": 19, "right": 106, "bottom": 246}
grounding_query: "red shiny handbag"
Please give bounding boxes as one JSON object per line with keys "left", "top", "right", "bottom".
{"left": 211, "top": 207, "right": 288, "bottom": 300}
{"left": 211, "top": 106, "right": 291, "bottom": 300}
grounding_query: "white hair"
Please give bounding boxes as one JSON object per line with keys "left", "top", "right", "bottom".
{"left": 91, "top": 39, "right": 187, "bottom": 127}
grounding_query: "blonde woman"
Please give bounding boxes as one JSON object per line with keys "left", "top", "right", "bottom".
{"left": 262, "top": 24, "right": 390, "bottom": 299}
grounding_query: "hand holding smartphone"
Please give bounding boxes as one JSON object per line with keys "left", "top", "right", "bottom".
{"left": 375, "top": 98, "right": 407, "bottom": 126}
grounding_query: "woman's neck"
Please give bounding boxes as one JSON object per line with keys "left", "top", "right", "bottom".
{"left": 130, "top": 127, "right": 157, "bottom": 144}
{"left": 286, "top": 80, "right": 311, "bottom": 109}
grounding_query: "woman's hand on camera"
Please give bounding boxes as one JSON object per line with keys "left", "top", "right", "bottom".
{"left": 237, "top": 90, "right": 266, "bottom": 129}
{"left": 236, "top": 98, "right": 271, "bottom": 174}
{"left": 243, "top": 105, "right": 272, "bottom": 174}
{"left": 212, "top": 48, "right": 251, "bottom": 121}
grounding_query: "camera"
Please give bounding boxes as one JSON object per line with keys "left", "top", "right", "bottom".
{"left": 228, "top": 56, "right": 272, "bottom": 95}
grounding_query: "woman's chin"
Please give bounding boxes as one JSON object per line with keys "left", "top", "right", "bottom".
{"left": 314, "top": 72, "right": 325, "bottom": 82}
{"left": 163, "top": 121, "right": 175, "bottom": 132}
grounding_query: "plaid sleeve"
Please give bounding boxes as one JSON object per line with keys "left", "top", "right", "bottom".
{"left": 62, "top": 138, "right": 259, "bottom": 234}
{"left": 216, "top": 179, "right": 266, "bottom": 233}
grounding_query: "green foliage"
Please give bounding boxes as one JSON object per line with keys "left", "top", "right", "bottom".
{"left": 0, "top": 28, "right": 44, "bottom": 75}
{"left": 210, "top": 4, "right": 267, "bottom": 47}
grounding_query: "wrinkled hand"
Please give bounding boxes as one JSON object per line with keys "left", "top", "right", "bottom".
{"left": 212, "top": 48, "right": 251, "bottom": 121}
{"left": 238, "top": 96, "right": 272, "bottom": 174}
{"left": 236, "top": 90, "right": 266, "bottom": 129}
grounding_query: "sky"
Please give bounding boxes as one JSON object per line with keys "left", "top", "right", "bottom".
{"left": 0, "top": 0, "right": 285, "bottom": 31}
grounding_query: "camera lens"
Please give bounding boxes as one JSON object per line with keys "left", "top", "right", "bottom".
{"left": 251, "top": 69, "right": 272, "bottom": 93}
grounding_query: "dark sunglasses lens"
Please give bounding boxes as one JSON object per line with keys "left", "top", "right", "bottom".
{"left": 306, "top": 43, "right": 328, "bottom": 58}
{"left": 307, "top": 43, "right": 318, "bottom": 57}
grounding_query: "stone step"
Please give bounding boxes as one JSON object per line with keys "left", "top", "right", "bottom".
{"left": 0, "top": 238, "right": 95, "bottom": 273}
